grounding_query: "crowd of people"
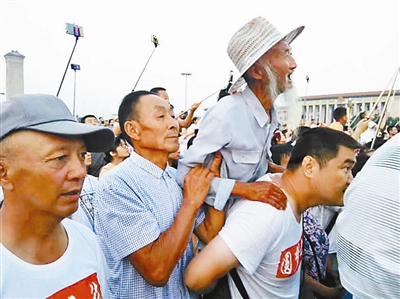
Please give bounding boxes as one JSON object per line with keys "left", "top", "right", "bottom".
{"left": 1, "top": 15, "right": 399, "bottom": 299}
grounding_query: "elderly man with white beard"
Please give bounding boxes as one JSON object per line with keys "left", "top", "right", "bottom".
{"left": 178, "top": 16, "right": 304, "bottom": 212}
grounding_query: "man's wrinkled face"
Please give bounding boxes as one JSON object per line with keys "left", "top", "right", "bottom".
{"left": 3, "top": 131, "right": 87, "bottom": 218}
{"left": 263, "top": 40, "right": 298, "bottom": 94}
{"left": 135, "top": 95, "right": 179, "bottom": 154}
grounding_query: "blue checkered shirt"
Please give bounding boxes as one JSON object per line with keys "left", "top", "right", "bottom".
{"left": 94, "top": 151, "right": 204, "bottom": 299}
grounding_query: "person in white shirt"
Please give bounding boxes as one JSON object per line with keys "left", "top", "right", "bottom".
{"left": 0, "top": 94, "right": 114, "bottom": 298}
{"left": 358, "top": 111, "right": 388, "bottom": 145}
{"left": 184, "top": 128, "right": 360, "bottom": 299}
{"left": 337, "top": 133, "right": 400, "bottom": 299}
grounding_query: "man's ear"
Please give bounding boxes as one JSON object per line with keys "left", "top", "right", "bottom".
{"left": 0, "top": 160, "right": 14, "bottom": 191}
{"left": 124, "top": 120, "right": 141, "bottom": 141}
{"left": 301, "top": 156, "right": 318, "bottom": 178}
{"left": 247, "top": 63, "right": 265, "bottom": 80}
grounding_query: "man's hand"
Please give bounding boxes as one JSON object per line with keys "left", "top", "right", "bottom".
{"left": 209, "top": 152, "right": 222, "bottom": 177}
{"left": 268, "top": 160, "right": 285, "bottom": 173}
{"left": 356, "top": 118, "right": 369, "bottom": 133}
{"left": 183, "top": 165, "right": 215, "bottom": 211}
{"left": 352, "top": 118, "right": 369, "bottom": 141}
{"left": 232, "top": 181, "right": 287, "bottom": 210}
{"left": 190, "top": 102, "right": 200, "bottom": 111}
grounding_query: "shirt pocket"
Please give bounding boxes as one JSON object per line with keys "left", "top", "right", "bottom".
{"left": 232, "top": 150, "right": 261, "bottom": 164}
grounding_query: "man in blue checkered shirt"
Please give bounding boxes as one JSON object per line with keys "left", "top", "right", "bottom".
{"left": 94, "top": 91, "right": 224, "bottom": 299}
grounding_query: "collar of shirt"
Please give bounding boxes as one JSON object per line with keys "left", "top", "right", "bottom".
{"left": 242, "top": 87, "right": 277, "bottom": 128}
{"left": 129, "top": 151, "right": 174, "bottom": 179}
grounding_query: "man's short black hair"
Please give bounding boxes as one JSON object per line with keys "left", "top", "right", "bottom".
{"left": 359, "top": 111, "right": 366, "bottom": 119}
{"left": 150, "top": 87, "right": 166, "bottom": 95}
{"left": 287, "top": 127, "right": 360, "bottom": 171}
{"left": 118, "top": 90, "right": 153, "bottom": 144}
{"left": 79, "top": 114, "right": 97, "bottom": 123}
{"left": 291, "top": 126, "right": 311, "bottom": 143}
{"left": 271, "top": 143, "right": 294, "bottom": 166}
{"left": 387, "top": 125, "right": 396, "bottom": 134}
{"left": 332, "top": 107, "right": 347, "bottom": 121}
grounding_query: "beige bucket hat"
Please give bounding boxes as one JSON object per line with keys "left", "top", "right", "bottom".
{"left": 227, "top": 16, "right": 304, "bottom": 93}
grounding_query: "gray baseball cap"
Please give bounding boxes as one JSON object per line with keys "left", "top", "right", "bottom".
{"left": 0, "top": 94, "right": 114, "bottom": 152}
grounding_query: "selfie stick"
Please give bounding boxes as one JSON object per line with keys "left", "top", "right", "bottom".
{"left": 132, "top": 35, "right": 159, "bottom": 92}
{"left": 366, "top": 68, "right": 398, "bottom": 119}
{"left": 56, "top": 24, "right": 83, "bottom": 97}
{"left": 175, "top": 89, "right": 220, "bottom": 119}
{"left": 176, "top": 70, "right": 234, "bottom": 119}
{"left": 370, "top": 70, "right": 399, "bottom": 150}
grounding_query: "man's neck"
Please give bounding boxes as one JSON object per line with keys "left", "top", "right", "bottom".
{"left": 133, "top": 147, "right": 169, "bottom": 170}
{"left": 0, "top": 202, "right": 68, "bottom": 264}
{"left": 250, "top": 84, "right": 275, "bottom": 114}
{"left": 273, "top": 173, "right": 309, "bottom": 222}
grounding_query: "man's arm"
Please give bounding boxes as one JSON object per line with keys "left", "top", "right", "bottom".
{"left": 178, "top": 102, "right": 286, "bottom": 212}
{"left": 185, "top": 235, "right": 239, "bottom": 294}
{"left": 178, "top": 102, "right": 200, "bottom": 128}
{"left": 231, "top": 180, "right": 287, "bottom": 210}
{"left": 194, "top": 204, "right": 225, "bottom": 244}
{"left": 128, "top": 165, "right": 214, "bottom": 286}
{"left": 192, "top": 152, "right": 225, "bottom": 244}
{"left": 379, "top": 113, "right": 389, "bottom": 130}
{"left": 186, "top": 200, "right": 280, "bottom": 294}
{"left": 351, "top": 118, "right": 369, "bottom": 141}
{"left": 268, "top": 160, "right": 286, "bottom": 173}
{"left": 304, "top": 274, "right": 345, "bottom": 299}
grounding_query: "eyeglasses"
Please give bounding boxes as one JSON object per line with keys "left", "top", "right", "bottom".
{"left": 119, "top": 140, "right": 130, "bottom": 149}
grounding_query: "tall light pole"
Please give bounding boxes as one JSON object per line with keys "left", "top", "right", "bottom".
{"left": 305, "top": 75, "right": 309, "bottom": 96}
{"left": 71, "top": 63, "right": 80, "bottom": 118}
{"left": 181, "top": 72, "right": 192, "bottom": 110}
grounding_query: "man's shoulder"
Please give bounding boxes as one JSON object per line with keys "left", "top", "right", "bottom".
{"left": 227, "top": 198, "right": 281, "bottom": 224}
{"left": 206, "top": 93, "right": 245, "bottom": 115}
{"left": 328, "top": 122, "right": 343, "bottom": 131}
{"left": 98, "top": 158, "right": 135, "bottom": 184}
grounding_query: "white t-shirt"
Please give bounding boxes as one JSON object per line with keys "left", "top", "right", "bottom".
{"left": 219, "top": 174, "right": 303, "bottom": 299}
{"left": 358, "top": 120, "right": 377, "bottom": 144}
{"left": 1, "top": 218, "right": 110, "bottom": 299}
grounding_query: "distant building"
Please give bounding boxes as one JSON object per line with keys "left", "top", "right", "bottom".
{"left": 300, "top": 91, "right": 399, "bottom": 125}
{"left": 276, "top": 91, "right": 400, "bottom": 127}
{"left": 4, "top": 50, "right": 25, "bottom": 101}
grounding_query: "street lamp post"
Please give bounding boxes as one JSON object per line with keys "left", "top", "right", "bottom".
{"left": 71, "top": 63, "right": 81, "bottom": 118}
{"left": 181, "top": 72, "right": 192, "bottom": 110}
{"left": 305, "top": 75, "right": 310, "bottom": 96}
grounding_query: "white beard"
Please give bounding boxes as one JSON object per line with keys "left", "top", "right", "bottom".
{"left": 263, "top": 64, "right": 280, "bottom": 103}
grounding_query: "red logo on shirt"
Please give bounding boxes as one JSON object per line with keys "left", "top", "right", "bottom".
{"left": 276, "top": 236, "right": 303, "bottom": 278}
{"left": 47, "top": 272, "right": 104, "bottom": 299}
